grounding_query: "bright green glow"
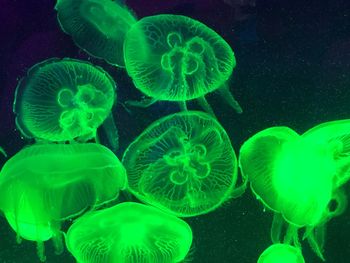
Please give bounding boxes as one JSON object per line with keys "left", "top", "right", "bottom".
{"left": 0, "top": 143, "right": 126, "bottom": 260}
{"left": 57, "top": 88, "right": 74, "bottom": 107}
{"left": 122, "top": 111, "right": 238, "bottom": 217}
{"left": 274, "top": 138, "right": 335, "bottom": 226}
{"left": 13, "top": 58, "right": 117, "bottom": 143}
{"left": 238, "top": 124, "right": 350, "bottom": 261}
{"left": 55, "top": 0, "right": 137, "bottom": 66}
{"left": 124, "top": 14, "right": 242, "bottom": 114}
{"left": 239, "top": 126, "right": 336, "bottom": 227}
{"left": 257, "top": 244, "right": 305, "bottom": 263}
{"left": 66, "top": 202, "right": 193, "bottom": 263}
{"left": 303, "top": 119, "right": 350, "bottom": 188}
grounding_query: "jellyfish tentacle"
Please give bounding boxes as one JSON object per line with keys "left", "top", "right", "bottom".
{"left": 100, "top": 112, "right": 119, "bottom": 152}
{"left": 283, "top": 224, "right": 299, "bottom": 249}
{"left": 52, "top": 231, "right": 64, "bottom": 255}
{"left": 36, "top": 241, "right": 46, "bottom": 262}
{"left": 305, "top": 225, "right": 326, "bottom": 261}
{"left": 229, "top": 172, "right": 248, "bottom": 199}
{"left": 196, "top": 96, "right": 216, "bottom": 118}
{"left": 271, "top": 213, "right": 284, "bottom": 244}
{"left": 217, "top": 83, "right": 243, "bottom": 114}
{"left": 0, "top": 147, "right": 7, "bottom": 158}
{"left": 124, "top": 97, "right": 158, "bottom": 108}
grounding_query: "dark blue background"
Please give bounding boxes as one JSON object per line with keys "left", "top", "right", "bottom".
{"left": 1, "top": 0, "right": 350, "bottom": 262}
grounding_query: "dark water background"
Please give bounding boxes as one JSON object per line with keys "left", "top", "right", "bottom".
{"left": 1, "top": 0, "right": 350, "bottom": 262}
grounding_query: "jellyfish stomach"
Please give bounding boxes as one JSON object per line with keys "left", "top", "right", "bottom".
{"left": 164, "top": 142, "right": 211, "bottom": 185}
{"left": 58, "top": 84, "right": 109, "bottom": 139}
{"left": 160, "top": 35, "right": 210, "bottom": 99}
{"left": 161, "top": 38, "right": 205, "bottom": 76}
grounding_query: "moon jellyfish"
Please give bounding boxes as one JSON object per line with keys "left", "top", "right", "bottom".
{"left": 66, "top": 202, "right": 193, "bottom": 263}
{"left": 55, "top": 0, "right": 137, "bottom": 67}
{"left": 257, "top": 244, "right": 305, "bottom": 263}
{"left": 0, "top": 143, "right": 127, "bottom": 262}
{"left": 124, "top": 14, "right": 242, "bottom": 115}
{"left": 239, "top": 126, "right": 348, "bottom": 260}
{"left": 122, "top": 111, "right": 244, "bottom": 217}
{"left": 13, "top": 58, "right": 119, "bottom": 149}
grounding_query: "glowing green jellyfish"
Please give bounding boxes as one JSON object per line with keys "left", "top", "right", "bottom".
{"left": 124, "top": 14, "right": 242, "bottom": 115}
{"left": 122, "top": 111, "right": 243, "bottom": 217}
{"left": 303, "top": 119, "right": 350, "bottom": 188}
{"left": 55, "top": 0, "right": 137, "bottom": 67}
{"left": 257, "top": 244, "right": 305, "bottom": 263}
{"left": 13, "top": 58, "right": 119, "bottom": 149}
{"left": 239, "top": 126, "right": 348, "bottom": 260}
{"left": 0, "top": 143, "right": 126, "bottom": 262}
{"left": 66, "top": 202, "right": 193, "bottom": 263}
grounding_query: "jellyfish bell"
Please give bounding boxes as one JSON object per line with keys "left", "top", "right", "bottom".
{"left": 13, "top": 58, "right": 119, "bottom": 149}
{"left": 0, "top": 143, "right": 126, "bottom": 262}
{"left": 302, "top": 119, "right": 350, "bottom": 188}
{"left": 124, "top": 14, "right": 242, "bottom": 116}
{"left": 239, "top": 126, "right": 342, "bottom": 260}
{"left": 239, "top": 127, "right": 337, "bottom": 226}
{"left": 66, "top": 202, "right": 193, "bottom": 263}
{"left": 55, "top": 0, "right": 137, "bottom": 67}
{"left": 257, "top": 243, "right": 305, "bottom": 263}
{"left": 122, "top": 111, "right": 244, "bottom": 217}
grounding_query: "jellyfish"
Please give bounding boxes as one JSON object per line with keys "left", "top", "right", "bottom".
{"left": 122, "top": 111, "right": 245, "bottom": 217}
{"left": 0, "top": 143, "right": 127, "bottom": 262}
{"left": 239, "top": 125, "right": 349, "bottom": 260}
{"left": 123, "top": 14, "right": 242, "bottom": 116}
{"left": 302, "top": 119, "right": 350, "bottom": 188}
{"left": 66, "top": 202, "right": 193, "bottom": 263}
{"left": 55, "top": 0, "right": 137, "bottom": 67}
{"left": 257, "top": 244, "right": 305, "bottom": 263}
{"left": 13, "top": 58, "right": 119, "bottom": 149}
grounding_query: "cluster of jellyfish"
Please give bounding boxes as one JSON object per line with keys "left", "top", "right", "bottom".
{"left": 0, "top": 0, "right": 349, "bottom": 262}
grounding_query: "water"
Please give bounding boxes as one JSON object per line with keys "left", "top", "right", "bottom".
{"left": 0, "top": 0, "right": 350, "bottom": 262}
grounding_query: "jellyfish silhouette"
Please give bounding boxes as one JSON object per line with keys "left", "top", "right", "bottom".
{"left": 122, "top": 111, "right": 245, "bottom": 217}
{"left": 13, "top": 58, "right": 119, "bottom": 150}
{"left": 66, "top": 202, "right": 193, "bottom": 263}
{"left": 0, "top": 143, "right": 127, "bottom": 262}
{"left": 239, "top": 125, "right": 349, "bottom": 260}
{"left": 257, "top": 244, "right": 305, "bottom": 263}
{"left": 124, "top": 14, "right": 242, "bottom": 116}
{"left": 55, "top": 0, "right": 137, "bottom": 67}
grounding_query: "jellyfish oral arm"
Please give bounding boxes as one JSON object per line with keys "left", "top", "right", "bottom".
{"left": 0, "top": 146, "right": 7, "bottom": 157}
{"left": 217, "top": 83, "right": 243, "bottom": 114}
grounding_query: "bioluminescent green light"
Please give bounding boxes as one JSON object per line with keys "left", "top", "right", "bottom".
{"left": 124, "top": 14, "right": 242, "bottom": 115}
{"left": 13, "top": 58, "right": 118, "bottom": 147}
{"left": 0, "top": 143, "right": 126, "bottom": 262}
{"left": 303, "top": 119, "right": 350, "bottom": 188}
{"left": 66, "top": 202, "right": 193, "bottom": 263}
{"left": 122, "top": 111, "right": 240, "bottom": 217}
{"left": 239, "top": 126, "right": 337, "bottom": 227}
{"left": 257, "top": 244, "right": 305, "bottom": 263}
{"left": 55, "top": 0, "right": 137, "bottom": 67}
{"left": 239, "top": 124, "right": 349, "bottom": 261}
